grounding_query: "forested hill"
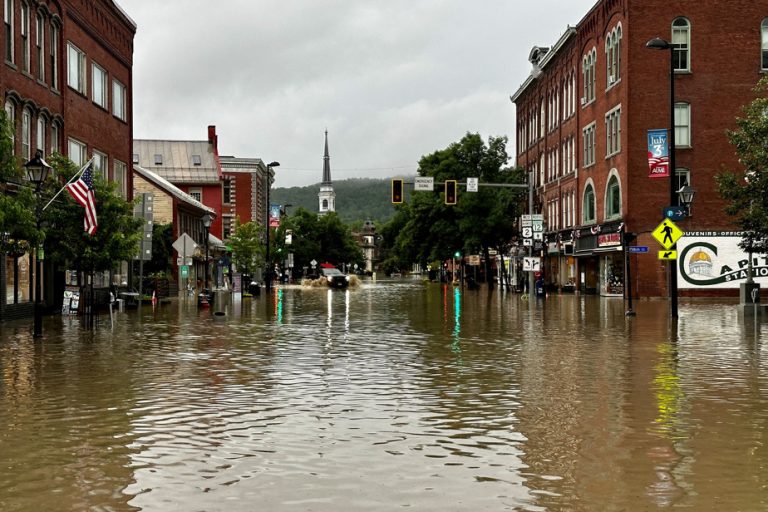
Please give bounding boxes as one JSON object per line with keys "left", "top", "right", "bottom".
{"left": 271, "top": 177, "right": 414, "bottom": 224}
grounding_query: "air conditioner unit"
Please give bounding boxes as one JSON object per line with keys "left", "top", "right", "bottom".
{"left": 580, "top": 97, "right": 586, "bottom": 106}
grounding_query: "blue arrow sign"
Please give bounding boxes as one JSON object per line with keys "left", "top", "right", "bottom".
{"left": 664, "top": 206, "right": 686, "bottom": 221}
{"left": 627, "top": 246, "right": 649, "bottom": 253}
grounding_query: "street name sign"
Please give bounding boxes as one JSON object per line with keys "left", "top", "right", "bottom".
{"left": 414, "top": 176, "right": 434, "bottom": 191}
{"left": 627, "top": 246, "right": 649, "bottom": 253}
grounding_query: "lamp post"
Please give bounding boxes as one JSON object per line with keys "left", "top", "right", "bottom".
{"left": 646, "top": 36, "right": 679, "bottom": 318}
{"left": 265, "top": 161, "right": 280, "bottom": 293}
{"left": 24, "top": 150, "right": 51, "bottom": 338}
{"left": 201, "top": 213, "right": 213, "bottom": 296}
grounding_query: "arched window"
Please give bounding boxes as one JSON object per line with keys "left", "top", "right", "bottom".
{"left": 36, "top": 116, "right": 45, "bottom": 152}
{"left": 672, "top": 17, "right": 690, "bottom": 72}
{"left": 4, "top": 100, "right": 15, "bottom": 151}
{"left": 762, "top": 18, "right": 768, "bottom": 70}
{"left": 583, "top": 183, "right": 596, "bottom": 223}
{"left": 615, "top": 25, "right": 622, "bottom": 79}
{"left": 605, "top": 175, "right": 621, "bottom": 219}
{"left": 21, "top": 107, "right": 31, "bottom": 160}
{"left": 322, "top": 199, "right": 328, "bottom": 210}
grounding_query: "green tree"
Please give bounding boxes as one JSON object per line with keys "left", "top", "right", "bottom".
{"left": 0, "top": 110, "right": 37, "bottom": 255}
{"left": 229, "top": 219, "right": 264, "bottom": 282}
{"left": 716, "top": 77, "right": 768, "bottom": 255}
{"left": 145, "top": 223, "right": 173, "bottom": 277}
{"left": 41, "top": 154, "right": 143, "bottom": 277}
{"left": 388, "top": 133, "right": 526, "bottom": 284}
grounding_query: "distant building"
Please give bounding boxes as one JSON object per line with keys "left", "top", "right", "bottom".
{"left": 219, "top": 156, "right": 270, "bottom": 239}
{"left": 318, "top": 130, "right": 336, "bottom": 215}
{"left": 133, "top": 126, "right": 224, "bottom": 240}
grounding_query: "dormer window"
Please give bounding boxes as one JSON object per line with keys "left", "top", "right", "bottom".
{"left": 192, "top": 154, "right": 201, "bottom": 166}
{"left": 132, "top": 153, "right": 139, "bottom": 164}
{"left": 154, "top": 154, "right": 163, "bottom": 165}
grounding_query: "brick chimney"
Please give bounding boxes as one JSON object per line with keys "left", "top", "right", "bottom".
{"left": 207, "top": 125, "right": 217, "bottom": 150}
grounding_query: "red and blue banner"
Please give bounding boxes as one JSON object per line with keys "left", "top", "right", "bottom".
{"left": 647, "top": 129, "right": 669, "bottom": 178}
{"left": 269, "top": 204, "right": 281, "bottom": 228}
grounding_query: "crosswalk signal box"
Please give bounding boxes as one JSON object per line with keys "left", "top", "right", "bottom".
{"left": 391, "top": 179, "right": 404, "bottom": 204}
{"left": 445, "top": 180, "right": 457, "bottom": 205}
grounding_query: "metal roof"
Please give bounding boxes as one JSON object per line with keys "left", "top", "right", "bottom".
{"left": 134, "top": 139, "right": 220, "bottom": 184}
{"left": 133, "top": 165, "right": 215, "bottom": 215}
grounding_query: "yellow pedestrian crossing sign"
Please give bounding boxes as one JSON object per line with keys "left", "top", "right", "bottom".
{"left": 652, "top": 218, "right": 683, "bottom": 250}
{"left": 658, "top": 250, "right": 677, "bottom": 260}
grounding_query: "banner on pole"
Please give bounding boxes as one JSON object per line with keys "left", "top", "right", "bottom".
{"left": 647, "top": 129, "right": 669, "bottom": 178}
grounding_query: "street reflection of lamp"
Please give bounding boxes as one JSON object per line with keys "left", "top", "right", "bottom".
{"left": 646, "top": 36, "right": 679, "bottom": 319}
{"left": 201, "top": 213, "right": 213, "bottom": 294}
{"left": 265, "top": 161, "right": 280, "bottom": 293}
{"left": 24, "top": 150, "right": 51, "bottom": 338}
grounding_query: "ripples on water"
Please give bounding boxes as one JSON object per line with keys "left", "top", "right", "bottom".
{"left": 1, "top": 280, "right": 768, "bottom": 511}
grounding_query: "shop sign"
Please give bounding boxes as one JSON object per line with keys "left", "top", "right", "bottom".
{"left": 597, "top": 233, "right": 621, "bottom": 247}
{"left": 678, "top": 233, "right": 768, "bottom": 289}
{"left": 547, "top": 242, "right": 559, "bottom": 254}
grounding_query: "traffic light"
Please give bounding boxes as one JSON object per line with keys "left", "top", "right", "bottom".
{"left": 391, "top": 178, "right": 404, "bottom": 204}
{"left": 445, "top": 180, "right": 457, "bottom": 205}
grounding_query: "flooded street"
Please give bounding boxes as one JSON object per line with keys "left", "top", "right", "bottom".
{"left": 1, "top": 279, "right": 767, "bottom": 511}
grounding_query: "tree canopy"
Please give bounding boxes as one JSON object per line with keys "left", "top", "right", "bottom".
{"left": 716, "top": 77, "right": 768, "bottom": 254}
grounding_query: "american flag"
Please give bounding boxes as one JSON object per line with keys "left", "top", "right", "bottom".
{"left": 66, "top": 163, "right": 98, "bottom": 236}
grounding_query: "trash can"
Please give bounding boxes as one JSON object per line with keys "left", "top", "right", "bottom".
{"left": 248, "top": 281, "right": 261, "bottom": 296}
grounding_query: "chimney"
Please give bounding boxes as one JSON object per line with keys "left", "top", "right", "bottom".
{"left": 207, "top": 125, "right": 217, "bottom": 150}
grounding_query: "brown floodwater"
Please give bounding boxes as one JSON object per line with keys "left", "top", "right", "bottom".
{"left": 1, "top": 278, "right": 767, "bottom": 511}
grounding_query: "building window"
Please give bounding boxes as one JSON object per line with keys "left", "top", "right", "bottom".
{"left": 114, "top": 159, "right": 127, "bottom": 198}
{"left": 35, "top": 12, "right": 43, "bottom": 80}
{"left": 605, "top": 106, "right": 621, "bottom": 157}
{"left": 68, "top": 138, "right": 87, "bottom": 166}
{"left": 92, "top": 64, "right": 107, "bottom": 108}
{"left": 583, "top": 184, "right": 596, "bottom": 224}
{"left": 189, "top": 188, "right": 202, "bottom": 202}
{"left": 49, "top": 22, "right": 58, "bottom": 89}
{"left": 582, "top": 48, "right": 596, "bottom": 104}
{"left": 605, "top": 175, "right": 621, "bottom": 219}
{"left": 36, "top": 116, "right": 45, "bottom": 152}
{"left": 675, "top": 168, "right": 691, "bottom": 193}
{"left": 582, "top": 123, "right": 596, "bottom": 167}
{"left": 223, "top": 178, "right": 232, "bottom": 204}
{"left": 153, "top": 153, "right": 163, "bottom": 165}
{"left": 606, "top": 24, "right": 622, "bottom": 87}
{"left": 93, "top": 150, "right": 107, "bottom": 179}
{"left": 675, "top": 102, "right": 691, "bottom": 147}
{"left": 112, "top": 79, "right": 126, "bottom": 120}
{"left": 67, "top": 42, "right": 86, "bottom": 94}
{"left": 5, "top": 100, "right": 15, "bottom": 151}
{"left": 4, "top": 0, "right": 13, "bottom": 63}
{"left": 20, "top": 1, "right": 29, "bottom": 72}
{"left": 21, "top": 108, "right": 31, "bottom": 161}
{"left": 192, "top": 154, "right": 201, "bottom": 166}
{"left": 50, "top": 122, "right": 59, "bottom": 154}
{"left": 672, "top": 17, "right": 690, "bottom": 72}
{"left": 762, "top": 19, "right": 768, "bottom": 70}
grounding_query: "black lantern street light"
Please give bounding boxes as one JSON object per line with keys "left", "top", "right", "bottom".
{"left": 646, "top": 36, "right": 680, "bottom": 319}
{"left": 265, "top": 161, "right": 280, "bottom": 293}
{"left": 201, "top": 213, "right": 213, "bottom": 296}
{"left": 24, "top": 150, "right": 51, "bottom": 338}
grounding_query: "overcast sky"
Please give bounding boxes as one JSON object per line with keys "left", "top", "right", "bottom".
{"left": 123, "top": 0, "right": 596, "bottom": 188}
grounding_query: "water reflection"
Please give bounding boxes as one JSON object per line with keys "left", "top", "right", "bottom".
{"left": 0, "top": 285, "right": 767, "bottom": 511}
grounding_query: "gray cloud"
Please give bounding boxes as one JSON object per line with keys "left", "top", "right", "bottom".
{"left": 124, "top": 0, "right": 596, "bottom": 187}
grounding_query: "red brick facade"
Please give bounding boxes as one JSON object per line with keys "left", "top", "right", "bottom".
{"left": 512, "top": 0, "right": 767, "bottom": 297}
{"left": 2, "top": 0, "right": 135, "bottom": 196}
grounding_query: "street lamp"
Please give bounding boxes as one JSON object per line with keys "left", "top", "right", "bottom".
{"left": 646, "top": 36, "right": 679, "bottom": 318}
{"left": 24, "top": 149, "right": 51, "bottom": 338}
{"left": 265, "top": 161, "right": 279, "bottom": 293}
{"left": 201, "top": 213, "right": 213, "bottom": 296}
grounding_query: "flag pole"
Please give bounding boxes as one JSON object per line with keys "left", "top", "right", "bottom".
{"left": 42, "top": 156, "right": 95, "bottom": 212}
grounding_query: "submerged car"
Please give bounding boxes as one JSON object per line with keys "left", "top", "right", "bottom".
{"left": 321, "top": 267, "right": 350, "bottom": 289}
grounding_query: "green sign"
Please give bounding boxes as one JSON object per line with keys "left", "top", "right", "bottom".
{"left": 180, "top": 265, "right": 189, "bottom": 278}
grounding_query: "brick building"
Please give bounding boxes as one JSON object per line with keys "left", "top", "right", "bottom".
{"left": 2, "top": 0, "right": 134, "bottom": 320}
{"left": 219, "top": 155, "right": 270, "bottom": 238}
{"left": 511, "top": 0, "right": 768, "bottom": 298}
